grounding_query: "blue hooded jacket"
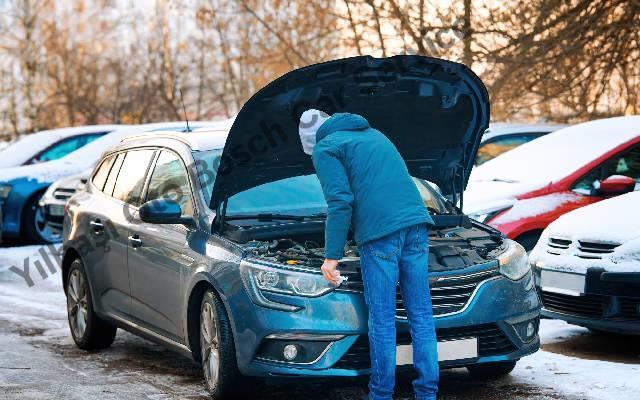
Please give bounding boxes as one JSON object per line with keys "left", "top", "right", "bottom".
{"left": 312, "top": 113, "right": 434, "bottom": 260}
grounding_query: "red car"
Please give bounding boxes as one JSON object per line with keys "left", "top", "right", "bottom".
{"left": 465, "top": 116, "right": 640, "bottom": 250}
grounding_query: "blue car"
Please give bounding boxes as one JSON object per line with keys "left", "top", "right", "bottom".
{"left": 62, "top": 56, "right": 540, "bottom": 399}
{"left": 0, "top": 125, "right": 120, "bottom": 243}
{"left": 0, "top": 122, "right": 222, "bottom": 243}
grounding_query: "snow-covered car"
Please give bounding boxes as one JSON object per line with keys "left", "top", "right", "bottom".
{"left": 0, "top": 121, "right": 227, "bottom": 243}
{"left": 38, "top": 119, "right": 234, "bottom": 238}
{"left": 0, "top": 125, "right": 119, "bottom": 168}
{"left": 529, "top": 191, "right": 640, "bottom": 335}
{"left": 465, "top": 116, "right": 640, "bottom": 250}
{"left": 476, "top": 122, "right": 567, "bottom": 166}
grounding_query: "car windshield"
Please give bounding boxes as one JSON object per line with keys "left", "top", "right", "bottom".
{"left": 193, "top": 150, "right": 448, "bottom": 217}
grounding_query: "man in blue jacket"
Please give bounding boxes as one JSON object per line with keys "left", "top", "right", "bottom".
{"left": 298, "top": 109, "right": 439, "bottom": 400}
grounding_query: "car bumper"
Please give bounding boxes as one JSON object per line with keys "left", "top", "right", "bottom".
{"left": 39, "top": 198, "right": 66, "bottom": 236}
{"left": 536, "top": 270, "right": 640, "bottom": 335}
{"left": 224, "top": 266, "right": 541, "bottom": 378}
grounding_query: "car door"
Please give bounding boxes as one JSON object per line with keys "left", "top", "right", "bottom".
{"left": 84, "top": 149, "right": 156, "bottom": 319}
{"left": 571, "top": 142, "right": 640, "bottom": 202}
{"left": 127, "top": 150, "right": 200, "bottom": 342}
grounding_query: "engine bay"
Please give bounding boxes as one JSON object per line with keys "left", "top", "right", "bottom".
{"left": 242, "top": 224, "right": 503, "bottom": 273}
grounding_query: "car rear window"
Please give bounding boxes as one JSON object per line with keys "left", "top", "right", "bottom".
{"left": 111, "top": 149, "right": 156, "bottom": 205}
{"left": 103, "top": 153, "right": 125, "bottom": 196}
{"left": 92, "top": 155, "right": 115, "bottom": 191}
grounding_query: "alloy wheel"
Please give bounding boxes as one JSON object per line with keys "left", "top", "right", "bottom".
{"left": 67, "top": 269, "right": 88, "bottom": 339}
{"left": 201, "top": 302, "right": 220, "bottom": 389}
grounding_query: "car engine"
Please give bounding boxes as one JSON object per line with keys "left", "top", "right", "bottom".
{"left": 242, "top": 224, "right": 503, "bottom": 273}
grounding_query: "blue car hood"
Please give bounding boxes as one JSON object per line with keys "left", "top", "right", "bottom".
{"left": 211, "top": 55, "right": 489, "bottom": 209}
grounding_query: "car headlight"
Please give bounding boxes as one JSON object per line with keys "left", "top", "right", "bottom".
{"left": 495, "top": 240, "right": 530, "bottom": 281}
{"left": 0, "top": 184, "right": 12, "bottom": 199}
{"left": 241, "top": 260, "right": 335, "bottom": 298}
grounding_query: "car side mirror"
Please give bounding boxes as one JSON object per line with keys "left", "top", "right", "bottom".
{"left": 139, "top": 199, "right": 191, "bottom": 225}
{"left": 598, "top": 175, "right": 636, "bottom": 196}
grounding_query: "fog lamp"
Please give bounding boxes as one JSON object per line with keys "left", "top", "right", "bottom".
{"left": 526, "top": 322, "right": 535, "bottom": 338}
{"left": 283, "top": 344, "right": 298, "bottom": 361}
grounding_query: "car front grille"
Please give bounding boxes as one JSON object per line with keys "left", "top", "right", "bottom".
{"left": 539, "top": 290, "right": 604, "bottom": 318}
{"left": 333, "top": 323, "right": 516, "bottom": 370}
{"left": 576, "top": 240, "right": 620, "bottom": 259}
{"left": 619, "top": 298, "right": 640, "bottom": 320}
{"left": 53, "top": 188, "right": 76, "bottom": 201}
{"left": 546, "top": 237, "right": 572, "bottom": 255}
{"left": 397, "top": 267, "right": 500, "bottom": 317}
{"left": 546, "top": 237, "right": 621, "bottom": 259}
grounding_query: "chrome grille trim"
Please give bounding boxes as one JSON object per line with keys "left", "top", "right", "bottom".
{"left": 53, "top": 188, "right": 76, "bottom": 200}
{"left": 397, "top": 269, "right": 501, "bottom": 319}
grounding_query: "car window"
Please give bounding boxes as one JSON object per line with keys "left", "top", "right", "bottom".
{"left": 572, "top": 143, "right": 640, "bottom": 194}
{"left": 112, "top": 149, "right": 156, "bottom": 205}
{"left": 92, "top": 155, "right": 115, "bottom": 191}
{"left": 475, "top": 134, "right": 537, "bottom": 166}
{"left": 145, "top": 151, "right": 194, "bottom": 216}
{"left": 30, "top": 133, "right": 105, "bottom": 163}
{"left": 103, "top": 153, "right": 125, "bottom": 196}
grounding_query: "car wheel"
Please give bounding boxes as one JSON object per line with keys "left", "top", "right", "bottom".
{"left": 22, "top": 194, "right": 61, "bottom": 244}
{"left": 200, "top": 290, "right": 242, "bottom": 399}
{"left": 467, "top": 361, "right": 517, "bottom": 379}
{"left": 515, "top": 231, "right": 542, "bottom": 252}
{"left": 66, "top": 259, "right": 117, "bottom": 350}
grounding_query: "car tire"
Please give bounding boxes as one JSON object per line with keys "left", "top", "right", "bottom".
{"left": 467, "top": 361, "right": 517, "bottom": 379}
{"left": 515, "top": 231, "right": 542, "bottom": 252}
{"left": 22, "top": 194, "right": 59, "bottom": 244}
{"left": 66, "top": 258, "right": 117, "bottom": 350}
{"left": 200, "top": 290, "right": 243, "bottom": 399}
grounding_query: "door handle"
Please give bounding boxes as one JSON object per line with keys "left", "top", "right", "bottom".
{"left": 128, "top": 235, "right": 142, "bottom": 248}
{"left": 90, "top": 219, "right": 104, "bottom": 233}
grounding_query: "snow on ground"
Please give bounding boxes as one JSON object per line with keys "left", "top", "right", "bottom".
{"left": 514, "top": 319, "right": 640, "bottom": 399}
{"left": 1, "top": 245, "right": 639, "bottom": 399}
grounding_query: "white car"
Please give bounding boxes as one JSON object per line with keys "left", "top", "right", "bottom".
{"left": 0, "top": 125, "right": 120, "bottom": 168}
{"left": 530, "top": 190, "right": 640, "bottom": 334}
{"left": 464, "top": 116, "right": 640, "bottom": 250}
{"left": 476, "top": 122, "right": 567, "bottom": 166}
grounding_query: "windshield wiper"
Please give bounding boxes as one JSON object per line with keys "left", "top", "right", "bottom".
{"left": 226, "top": 213, "right": 326, "bottom": 222}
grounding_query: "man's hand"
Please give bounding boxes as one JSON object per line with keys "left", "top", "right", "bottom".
{"left": 321, "top": 259, "right": 341, "bottom": 285}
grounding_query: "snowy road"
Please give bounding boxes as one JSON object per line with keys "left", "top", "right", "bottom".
{"left": 1, "top": 245, "right": 638, "bottom": 400}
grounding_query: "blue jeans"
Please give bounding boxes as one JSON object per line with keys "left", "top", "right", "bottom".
{"left": 359, "top": 224, "right": 439, "bottom": 400}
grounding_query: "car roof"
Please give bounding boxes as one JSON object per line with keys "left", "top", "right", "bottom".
{"left": 0, "top": 124, "right": 122, "bottom": 168}
{"left": 120, "top": 119, "right": 234, "bottom": 151}
{"left": 121, "top": 129, "right": 229, "bottom": 151}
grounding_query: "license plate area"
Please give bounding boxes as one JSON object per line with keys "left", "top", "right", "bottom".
{"left": 49, "top": 204, "right": 65, "bottom": 216}
{"left": 541, "top": 269, "right": 585, "bottom": 296}
{"left": 396, "top": 337, "right": 478, "bottom": 365}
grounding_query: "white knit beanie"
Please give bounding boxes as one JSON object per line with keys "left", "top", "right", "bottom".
{"left": 299, "top": 109, "right": 330, "bottom": 155}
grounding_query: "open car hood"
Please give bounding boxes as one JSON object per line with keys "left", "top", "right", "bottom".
{"left": 211, "top": 55, "right": 489, "bottom": 210}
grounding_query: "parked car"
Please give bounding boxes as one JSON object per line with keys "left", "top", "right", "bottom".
{"left": 62, "top": 56, "right": 540, "bottom": 399}
{"left": 476, "top": 122, "right": 566, "bottom": 166}
{"left": 39, "top": 120, "right": 233, "bottom": 239}
{"left": 0, "top": 125, "right": 118, "bottom": 168}
{"left": 465, "top": 116, "right": 640, "bottom": 250}
{"left": 0, "top": 121, "right": 217, "bottom": 243}
{"left": 529, "top": 191, "right": 640, "bottom": 335}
